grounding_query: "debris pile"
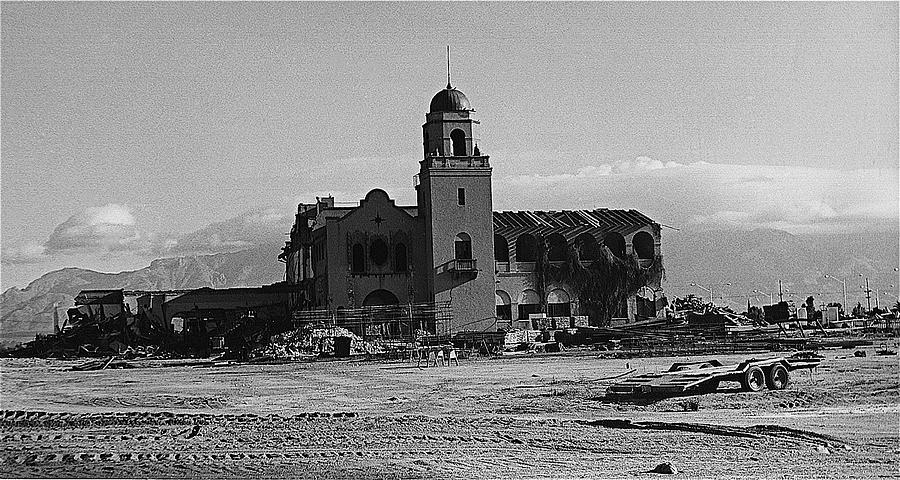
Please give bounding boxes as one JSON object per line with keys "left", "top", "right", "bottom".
{"left": 256, "top": 325, "right": 383, "bottom": 359}
{"left": 7, "top": 290, "right": 173, "bottom": 359}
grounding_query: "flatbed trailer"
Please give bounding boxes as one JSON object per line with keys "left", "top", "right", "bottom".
{"left": 606, "top": 355, "right": 821, "bottom": 398}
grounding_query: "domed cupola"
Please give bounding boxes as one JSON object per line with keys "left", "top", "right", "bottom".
{"left": 429, "top": 84, "right": 472, "bottom": 113}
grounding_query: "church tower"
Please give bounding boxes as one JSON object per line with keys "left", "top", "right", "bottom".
{"left": 416, "top": 78, "right": 496, "bottom": 333}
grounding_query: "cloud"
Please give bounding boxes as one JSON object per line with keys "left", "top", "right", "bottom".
{"left": 495, "top": 160, "right": 898, "bottom": 235}
{"left": 505, "top": 156, "right": 685, "bottom": 187}
{"left": 613, "top": 156, "right": 683, "bottom": 173}
{"left": 160, "top": 208, "right": 293, "bottom": 255}
{"left": 42, "top": 204, "right": 153, "bottom": 254}
{"left": 1, "top": 244, "right": 49, "bottom": 264}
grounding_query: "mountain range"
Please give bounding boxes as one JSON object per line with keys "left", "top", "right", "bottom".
{"left": 2, "top": 227, "right": 897, "bottom": 347}
{"left": 0, "top": 246, "right": 284, "bottom": 347}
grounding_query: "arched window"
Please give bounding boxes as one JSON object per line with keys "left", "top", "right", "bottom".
{"left": 575, "top": 233, "right": 600, "bottom": 261}
{"left": 516, "top": 233, "right": 537, "bottom": 262}
{"left": 547, "top": 289, "right": 571, "bottom": 317}
{"left": 495, "top": 290, "right": 512, "bottom": 320}
{"left": 370, "top": 238, "right": 389, "bottom": 266}
{"left": 494, "top": 234, "right": 509, "bottom": 262}
{"left": 518, "top": 289, "right": 541, "bottom": 320}
{"left": 546, "top": 233, "right": 568, "bottom": 262}
{"left": 450, "top": 129, "right": 466, "bottom": 156}
{"left": 604, "top": 232, "right": 626, "bottom": 259}
{"left": 351, "top": 243, "right": 365, "bottom": 273}
{"left": 394, "top": 243, "right": 408, "bottom": 272}
{"left": 454, "top": 233, "right": 472, "bottom": 260}
{"left": 632, "top": 231, "right": 655, "bottom": 259}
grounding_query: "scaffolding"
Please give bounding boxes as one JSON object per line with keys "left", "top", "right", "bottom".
{"left": 290, "top": 301, "right": 453, "bottom": 342}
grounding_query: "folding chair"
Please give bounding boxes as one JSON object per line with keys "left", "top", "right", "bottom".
{"left": 448, "top": 348, "right": 460, "bottom": 366}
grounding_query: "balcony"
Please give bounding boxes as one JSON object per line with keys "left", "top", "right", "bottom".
{"left": 515, "top": 262, "right": 536, "bottom": 272}
{"left": 448, "top": 258, "right": 477, "bottom": 273}
{"left": 422, "top": 156, "right": 490, "bottom": 169}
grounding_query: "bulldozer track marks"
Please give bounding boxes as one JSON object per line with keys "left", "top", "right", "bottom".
{"left": 1, "top": 409, "right": 583, "bottom": 476}
{"left": 577, "top": 419, "right": 848, "bottom": 447}
{"left": 0, "top": 408, "right": 890, "bottom": 478}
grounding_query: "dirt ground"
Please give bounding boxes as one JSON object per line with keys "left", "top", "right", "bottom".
{"left": 1, "top": 347, "right": 897, "bottom": 478}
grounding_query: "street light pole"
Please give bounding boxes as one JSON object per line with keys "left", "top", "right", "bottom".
{"left": 753, "top": 289, "right": 773, "bottom": 305}
{"left": 824, "top": 274, "right": 847, "bottom": 313}
{"left": 719, "top": 282, "right": 732, "bottom": 304}
{"left": 689, "top": 283, "right": 714, "bottom": 305}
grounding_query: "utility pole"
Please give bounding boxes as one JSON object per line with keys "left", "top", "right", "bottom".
{"left": 864, "top": 277, "right": 872, "bottom": 312}
{"left": 778, "top": 280, "right": 784, "bottom": 302}
{"left": 857, "top": 274, "right": 873, "bottom": 313}
{"left": 824, "top": 274, "right": 847, "bottom": 314}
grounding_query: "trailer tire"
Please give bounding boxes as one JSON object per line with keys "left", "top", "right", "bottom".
{"left": 741, "top": 366, "right": 766, "bottom": 392}
{"left": 766, "top": 364, "right": 789, "bottom": 390}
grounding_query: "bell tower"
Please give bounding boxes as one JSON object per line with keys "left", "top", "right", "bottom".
{"left": 416, "top": 77, "right": 496, "bottom": 334}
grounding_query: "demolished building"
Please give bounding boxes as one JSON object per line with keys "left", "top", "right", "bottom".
{"left": 279, "top": 76, "right": 665, "bottom": 335}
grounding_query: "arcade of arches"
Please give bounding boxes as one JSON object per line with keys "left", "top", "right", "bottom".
{"left": 494, "top": 231, "right": 655, "bottom": 264}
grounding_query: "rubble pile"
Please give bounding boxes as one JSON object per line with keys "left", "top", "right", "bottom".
{"left": 257, "top": 325, "right": 383, "bottom": 358}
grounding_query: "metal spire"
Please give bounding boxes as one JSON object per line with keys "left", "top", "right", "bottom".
{"left": 446, "top": 45, "right": 452, "bottom": 89}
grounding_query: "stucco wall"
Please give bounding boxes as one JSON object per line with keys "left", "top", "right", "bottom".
{"left": 324, "top": 189, "right": 425, "bottom": 309}
{"left": 420, "top": 167, "right": 497, "bottom": 332}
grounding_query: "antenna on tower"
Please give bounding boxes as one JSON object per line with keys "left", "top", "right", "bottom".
{"left": 446, "top": 45, "right": 452, "bottom": 89}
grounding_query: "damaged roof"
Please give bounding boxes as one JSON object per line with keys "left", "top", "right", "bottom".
{"left": 493, "top": 209, "right": 657, "bottom": 239}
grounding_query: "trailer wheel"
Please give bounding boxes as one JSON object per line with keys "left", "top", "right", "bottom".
{"left": 766, "top": 364, "right": 789, "bottom": 390}
{"left": 741, "top": 366, "right": 766, "bottom": 392}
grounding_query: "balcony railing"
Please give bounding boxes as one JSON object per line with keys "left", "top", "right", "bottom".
{"left": 448, "top": 258, "right": 477, "bottom": 273}
{"left": 422, "top": 156, "right": 490, "bottom": 169}
{"left": 515, "top": 262, "right": 536, "bottom": 272}
{"left": 495, "top": 261, "right": 510, "bottom": 273}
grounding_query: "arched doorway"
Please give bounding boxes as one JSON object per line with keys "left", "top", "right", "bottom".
{"left": 362, "top": 289, "right": 399, "bottom": 306}
{"left": 604, "top": 232, "right": 626, "bottom": 259}
{"left": 546, "top": 233, "right": 568, "bottom": 262}
{"left": 574, "top": 233, "right": 600, "bottom": 261}
{"left": 547, "top": 289, "right": 571, "bottom": 317}
{"left": 516, "top": 233, "right": 537, "bottom": 262}
{"left": 518, "top": 289, "right": 541, "bottom": 320}
{"left": 632, "top": 231, "right": 655, "bottom": 259}
{"left": 494, "top": 234, "right": 510, "bottom": 262}
{"left": 450, "top": 129, "right": 466, "bottom": 156}
{"left": 455, "top": 232, "right": 472, "bottom": 260}
{"left": 495, "top": 290, "right": 512, "bottom": 321}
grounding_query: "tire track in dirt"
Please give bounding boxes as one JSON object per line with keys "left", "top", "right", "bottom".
{"left": 576, "top": 418, "right": 847, "bottom": 447}
{"left": 0, "top": 414, "right": 614, "bottom": 478}
{"left": 1, "top": 409, "right": 885, "bottom": 478}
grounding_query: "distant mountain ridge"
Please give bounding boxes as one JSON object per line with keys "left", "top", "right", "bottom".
{"left": 663, "top": 227, "right": 899, "bottom": 309}
{"left": 2, "top": 226, "right": 898, "bottom": 347}
{"left": 0, "top": 246, "right": 284, "bottom": 347}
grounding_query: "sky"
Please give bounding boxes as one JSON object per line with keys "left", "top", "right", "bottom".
{"left": 1, "top": 2, "right": 898, "bottom": 290}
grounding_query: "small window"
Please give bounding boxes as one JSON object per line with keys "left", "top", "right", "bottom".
{"left": 394, "top": 243, "right": 408, "bottom": 272}
{"left": 351, "top": 243, "right": 365, "bottom": 273}
{"left": 457, "top": 188, "right": 466, "bottom": 206}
